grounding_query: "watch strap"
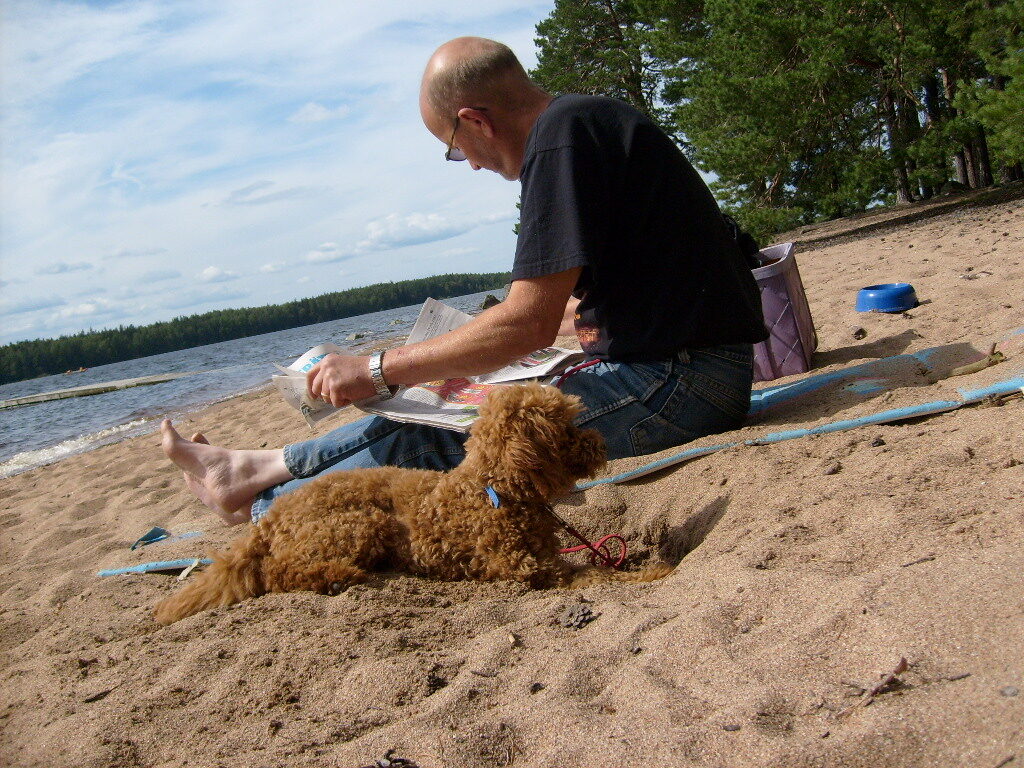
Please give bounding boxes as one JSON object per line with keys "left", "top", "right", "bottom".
{"left": 368, "top": 352, "right": 394, "bottom": 400}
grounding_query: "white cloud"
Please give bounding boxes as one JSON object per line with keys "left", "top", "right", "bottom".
{"left": 359, "top": 212, "right": 465, "bottom": 250}
{"left": 221, "top": 180, "right": 324, "bottom": 207}
{"left": 354, "top": 210, "right": 517, "bottom": 253}
{"left": 305, "top": 242, "right": 350, "bottom": 264}
{"left": 35, "top": 261, "right": 94, "bottom": 275}
{"left": 56, "top": 298, "right": 124, "bottom": 322}
{"left": 288, "top": 102, "right": 351, "bottom": 123}
{"left": 259, "top": 262, "right": 285, "bottom": 273}
{"left": 441, "top": 246, "right": 479, "bottom": 258}
{"left": 140, "top": 268, "right": 181, "bottom": 282}
{"left": 0, "top": 317, "right": 39, "bottom": 344}
{"left": 104, "top": 247, "right": 169, "bottom": 261}
{"left": 299, "top": 210, "right": 514, "bottom": 266}
{"left": 105, "top": 162, "right": 143, "bottom": 188}
{"left": 160, "top": 286, "right": 251, "bottom": 312}
{"left": 198, "top": 266, "right": 240, "bottom": 283}
{"left": 2, "top": 295, "right": 66, "bottom": 316}
{"left": 0, "top": 1, "right": 160, "bottom": 115}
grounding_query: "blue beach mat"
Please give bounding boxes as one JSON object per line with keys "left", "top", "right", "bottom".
{"left": 749, "top": 327, "right": 1024, "bottom": 419}
{"left": 578, "top": 329, "right": 1024, "bottom": 489}
{"left": 97, "top": 558, "right": 213, "bottom": 577}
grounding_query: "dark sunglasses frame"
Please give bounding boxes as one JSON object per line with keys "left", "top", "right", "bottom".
{"left": 444, "top": 107, "right": 487, "bottom": 162}
{"left": 445, "top": 115, "right": 466, "bottom": 162}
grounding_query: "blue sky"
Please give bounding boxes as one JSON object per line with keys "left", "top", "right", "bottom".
{"left": 0, "top": 0, "right": 555, "bottom": 344}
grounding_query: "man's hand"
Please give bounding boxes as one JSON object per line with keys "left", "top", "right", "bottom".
{"left": 306, "top": 353, "right": 376, "bottom": 408}
{"left": 557, "top": 296, "right": 581, "bottom": 337}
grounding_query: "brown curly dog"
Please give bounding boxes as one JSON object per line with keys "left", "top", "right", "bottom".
{"left": 155, "top": 383, "right": 670, "bottom": 625}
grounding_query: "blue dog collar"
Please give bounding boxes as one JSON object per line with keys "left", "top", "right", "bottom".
{"left": 485, "top": 485, "right": 501, "bottom": 508}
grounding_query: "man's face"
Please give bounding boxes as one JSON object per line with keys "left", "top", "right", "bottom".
{"left": 421, "top": 103, "right": 518, "bottom": 181}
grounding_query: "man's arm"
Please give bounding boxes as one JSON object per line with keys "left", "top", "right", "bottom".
{"left": 307, "top": 267, "right": 582, "bottom": 407}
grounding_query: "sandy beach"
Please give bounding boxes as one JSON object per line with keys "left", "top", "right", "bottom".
{"left": 1, "top": 187, "right": 1022, "bottom": 768}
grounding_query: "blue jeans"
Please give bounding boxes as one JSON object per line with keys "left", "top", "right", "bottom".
{"left": 250, "top": 344, "right": 753, "bottom": 521}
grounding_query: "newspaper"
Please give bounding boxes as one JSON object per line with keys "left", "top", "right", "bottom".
{"left": 272, "top": 343, "right": 348, "bottom": 427}
{"left": 272, "top": 297, "right": 586, "bottom": 431}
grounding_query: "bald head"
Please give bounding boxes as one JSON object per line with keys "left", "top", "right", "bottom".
{"left": 420, "top": 37, "right": 550, "bottom": 180}
{"left": 421, "top": 37, "right": 540, "bottom": 118}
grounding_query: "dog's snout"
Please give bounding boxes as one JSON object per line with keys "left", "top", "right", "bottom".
{"left": 568, "top": 427, "right": 607, "bottom": 478}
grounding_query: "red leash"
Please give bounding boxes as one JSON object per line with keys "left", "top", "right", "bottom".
{"left": 550, "top": 359, "right": 626, "bottom": 567}
{"left": 553, "top": 358, "right": 601, "bottom": 388}
{"left": 545, "top": 505, "right": 627, "bottom": 569}
{"left": 487, "top": 486, "right": 626, "bottom": 569}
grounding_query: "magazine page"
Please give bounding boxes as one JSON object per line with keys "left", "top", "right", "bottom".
{"left": 406, "top": 297, "right": 473, "bottom": 344}
{"left": 471, "top": 346, "right": 586, "bottom": 384}
{"left": 405, "top": 298, "right": 584, "bottom": 383}
{"left": 355, "top": 377, "right": 501, "bottom": 432}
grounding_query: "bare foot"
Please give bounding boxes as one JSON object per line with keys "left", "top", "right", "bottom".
{"left": 183, "top": 431, "right": 247, "bottom": 523}
{"left": 161, "top": 420, "right": 292, "bottom": 523}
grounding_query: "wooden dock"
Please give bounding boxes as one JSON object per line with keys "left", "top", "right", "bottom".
{"left": 0, "top": 372, "right": 195, "bottom": 409}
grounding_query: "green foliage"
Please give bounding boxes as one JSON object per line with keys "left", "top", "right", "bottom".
{"left": 532, "top": 0, "right": 1020, "bottom": 240}
{"left": 0, "top": 273, "right": 508, "bottom": 385}
{"left": 724, "top": 204, "right": 806, "bottom": 246}
{"left": 954, "top": 0, "right": 1024, "bottom": 164}
{"left": 673, "top": 0, "right": 884, "bottom": 218}
{"left": 532, "top": 0, "right": 672, "bottom": 131}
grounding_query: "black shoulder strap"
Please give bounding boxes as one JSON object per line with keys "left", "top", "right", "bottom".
{"left": 722, "top": 214, "right": 762, "bottom": 269}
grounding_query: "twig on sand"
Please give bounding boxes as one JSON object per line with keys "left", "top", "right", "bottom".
{"left": 176, "top": 558, "right": 202, "bottom": 581}
{"left": 950, "top": 345, "right": 1004, "bottom": 377}
{"left": 901, "top": 555, "right": 936, "bottom": 567}
{"left": 992, "top": 755, "right": 1015, "bottom": 768}
{"left": 838, "top": 657, "right": 910, "bottom": 716}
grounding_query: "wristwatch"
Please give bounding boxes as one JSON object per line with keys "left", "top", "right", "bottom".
{"left": 367, "top": 351, "right": 395, "bottom": 400}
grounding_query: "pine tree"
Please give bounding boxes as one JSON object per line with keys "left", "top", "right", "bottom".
{"left": 532, "top": 0, "right": 670, "bottom": 130}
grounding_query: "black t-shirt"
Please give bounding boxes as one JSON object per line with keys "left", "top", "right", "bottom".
{"left": 512, "top": 94, "right": 767, "bottom": 361}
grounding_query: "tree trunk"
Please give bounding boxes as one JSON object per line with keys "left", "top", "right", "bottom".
{"left": 975, "top": 126, "right": 994, "bottom": 187}
{"left": 940, "top": 68, "right": 972, "bottom": 186}
{"left": 882, "top": 90, "right": 914, "bottom": 203}
{"left": 602, "top": 0, "right": 648, "bottom": 114}
{"left": 897, "top": 92, "right": 929, "bottom": 197}
{"left": 953, "top": 151, "right": 970, "bottom": 186}
{"left": 921, "top": 73, "right": 947, "bottom": 192}
{"left": 965, "top": 141, "right": 981, "bottom": 188}
{"left": 923, "top": 74, "right": 943, "bottom": 125}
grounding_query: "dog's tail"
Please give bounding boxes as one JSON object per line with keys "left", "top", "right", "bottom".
{"left": 153, "top": 530, "right": 269, "bottom": 625}
{"left": 569, "top": 561, "right": 674, "bottom": 588}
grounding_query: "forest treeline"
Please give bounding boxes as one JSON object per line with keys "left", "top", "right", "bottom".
{"left": 531, "top": 0, "right": 1023, "bottom": 239}
{"left": 0, "top": 273, "right": 507, "bottom": 385}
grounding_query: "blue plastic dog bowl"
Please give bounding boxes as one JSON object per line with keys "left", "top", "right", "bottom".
{"left": 856, "top": 283, "right": 918, "bottom": 313}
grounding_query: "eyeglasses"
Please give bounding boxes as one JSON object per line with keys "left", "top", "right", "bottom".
{"left": 444, "top": 107, "right": 486, "bottom": 162}
{"left": 445, "top": 115, "right": 466, "bottom": 162}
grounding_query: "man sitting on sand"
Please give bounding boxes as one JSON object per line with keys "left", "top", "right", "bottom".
{"left": 162, "top": 36, "right": 768, "bottom": 525}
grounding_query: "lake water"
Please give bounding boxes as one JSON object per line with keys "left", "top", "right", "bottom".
{"left": 0, "top": 291, "right": 497, "bottom": 478}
